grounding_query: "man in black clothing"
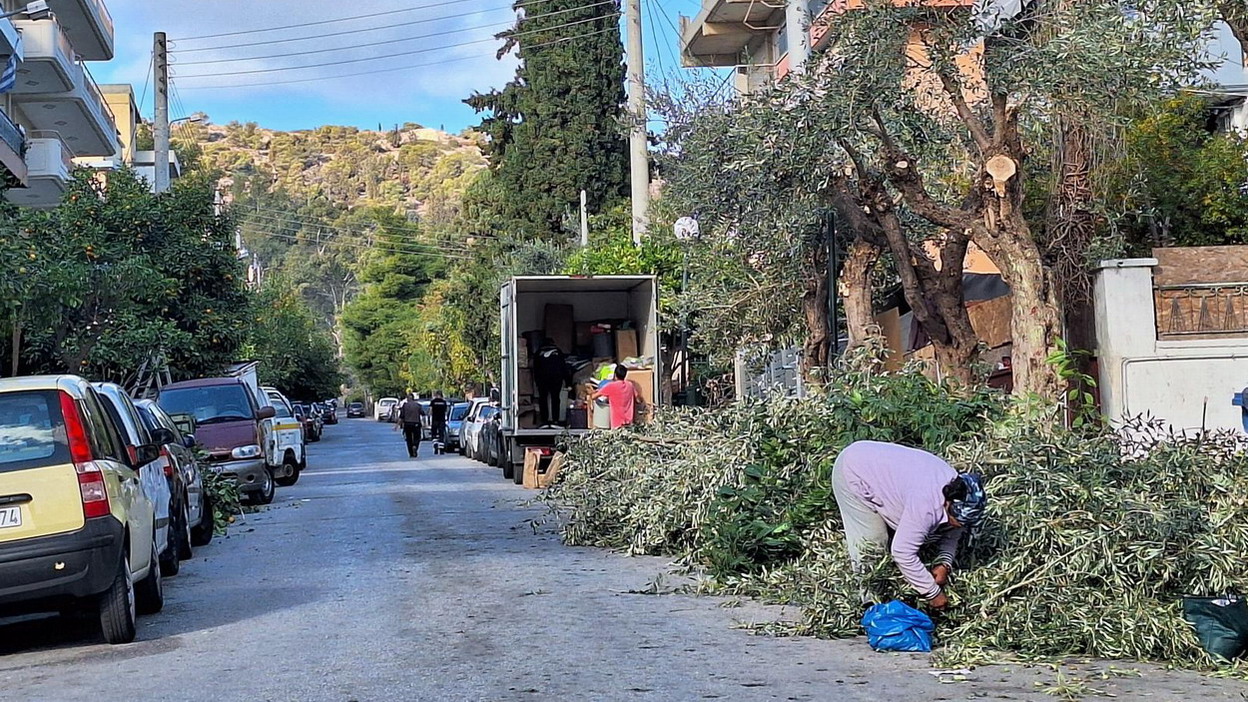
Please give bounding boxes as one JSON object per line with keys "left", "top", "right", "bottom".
{"left": 429, "top": 391, "right": 450, "bottom": 445}
{"left": 398, "top": 393, "right": 425, "bottom": 457}
{"left": 532, "top": 338, "right": 569, "bottom": 428}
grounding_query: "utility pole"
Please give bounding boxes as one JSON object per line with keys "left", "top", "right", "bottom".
{"left": 153, "top": 32, "right": 170, "bottom": 194}
{"left": 579, "top": 189, "right": 589, "bottom": 247}
{"left": 785, "top": 0, "right": 809, "bottom": 74}
{"left": 624, "top": 0, "right": 649, "bottom": 246}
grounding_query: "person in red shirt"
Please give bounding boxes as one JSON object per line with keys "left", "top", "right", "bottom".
{"left": 591, "top": 365, "right": 638, "bottom": 429}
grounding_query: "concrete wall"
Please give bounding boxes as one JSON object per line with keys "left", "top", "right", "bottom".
{"left": 1094, "top": 258, "right": 1248, "bottom": 434}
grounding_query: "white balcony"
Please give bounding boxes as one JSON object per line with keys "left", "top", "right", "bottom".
{"left": 12, "top": 64, "right": 119, "bottom": 157}
{"left": 4, "top": 132, "right": 73, "bottom": 207}
{"left": 680, "top": 0, "right": 783, "bottom": 68}
{"left": 44, "top": 0, "right": 113, "bottom": 61}
{"left": 13, "top": 19, "right": 74, "bottom": 94}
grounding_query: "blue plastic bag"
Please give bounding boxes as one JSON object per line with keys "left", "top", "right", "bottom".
{"left": 861, "top": 600, "right": 934, "bottom": 653}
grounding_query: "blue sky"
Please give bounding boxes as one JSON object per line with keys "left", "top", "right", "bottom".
{"left": 96, "top": 0, "right": 708, "bottom": 133}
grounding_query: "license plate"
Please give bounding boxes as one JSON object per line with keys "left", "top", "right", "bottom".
{"left": 0, "top": 505, "right": 21, "bottom": 529}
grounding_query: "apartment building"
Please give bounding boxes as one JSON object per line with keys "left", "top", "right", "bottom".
{"left": 679, "top": 0, "right": 974, "bottom": 94}
{"left": 0, "top": 0, "right": 118, "bottom": 207}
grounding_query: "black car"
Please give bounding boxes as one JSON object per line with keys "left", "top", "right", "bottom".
{"left": 347, "top": 401, "right": 365, "bottom": 418}
{"left": 316, "top": 401, "right": 338, "bottom": 425}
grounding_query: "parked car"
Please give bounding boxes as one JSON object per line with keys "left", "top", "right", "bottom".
{"left": 291, "top": 402, "right": 322, "bottom": 442}
{"left": 0, "top": 375, "right": 166, "bottom": 644}
{"left": 458, "top": 398, "right": 490, "bottom": 456}
{"left": 133, "top": 400, "right": 203, "bottom": 574}
{"left": 263, "top": 387, "right": 308, "bottom": 487}
{"left": 135, "top": 400, "right": 212, "bottom": 550}
{"left": 465, "top": 404, "right": 500, "bottom": 462}
{"left": 94, "top": 383, "right": 175, "bottom": 578}
{"left": 347, "top": 401, "right": 365, "bottom": 418}
{"left": 157, "top": 377, "right": 278, "bottom": 505}
{"left": 443, "top": 402, "right": 470, "bottom": 453}
{"left": 316, "top": 401, "right": 338, "bottom": 425}
{"left": 482, "top": 409, "right": 505, "bottom": 470}
{"left": 375, "top": 397, "right": 399, "bottom": 422}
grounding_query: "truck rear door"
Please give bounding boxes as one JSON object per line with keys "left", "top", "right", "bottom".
{"left": 499, "top": 280, "right": 516, "bottom": 433}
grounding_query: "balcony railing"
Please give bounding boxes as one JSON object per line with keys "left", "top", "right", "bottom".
{"left": 81, "top": 62, "right": 116, "bottom": 128}
{"left": 1154, "top": 282, "right": 1248, "bottom": 339}
{"left": 0, "top": 107, "right": 25, "bottom": 158}
{"left": 85, "top": 0, "right": 113, "bottom": 41}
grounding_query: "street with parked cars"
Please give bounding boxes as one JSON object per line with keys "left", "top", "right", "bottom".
{"left": 0, "top": 372, "right": 342, "bottom": 646}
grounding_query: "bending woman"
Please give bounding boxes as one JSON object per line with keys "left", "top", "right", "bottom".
{"left": 831, "top": 440, "right": 986, "bottom": 609}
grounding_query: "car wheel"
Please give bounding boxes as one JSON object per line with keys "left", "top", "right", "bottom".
{"left": 135, "top": 539, "right": 164, "bottom": 615}
{"left": 275, "top": 458, "right": 300, "bottom": 487}
{"left": 191, "top": 493, "right": 214, "bottom": 547}
{"left": 254, "top": 468, "right": 277, "bottom": 504}
{"left": 177, "top": 497, "right": 193, "bottom": 560}
{"left": 513, "top": 456, "right": 525, "bottom": 485}
{"left": 98, "top": 552, "right": 136, "bottom": 644}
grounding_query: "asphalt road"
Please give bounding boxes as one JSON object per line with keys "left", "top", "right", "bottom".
{"left": 2, "top": 417, "right": 1247, "bottom": 701}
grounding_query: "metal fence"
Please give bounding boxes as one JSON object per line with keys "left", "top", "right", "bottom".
{"left": 735, "top": 347, "right": 805, "bottom": 400}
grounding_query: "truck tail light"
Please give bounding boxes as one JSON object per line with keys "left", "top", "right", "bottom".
{"left": 60, "top": 392, "right": 110, "bottom": 519}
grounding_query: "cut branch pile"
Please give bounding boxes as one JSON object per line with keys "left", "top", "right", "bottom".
{"left": 546, "top": 368, "right": 1248, "bottom": 668}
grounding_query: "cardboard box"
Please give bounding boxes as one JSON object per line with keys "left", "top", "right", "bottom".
{"left": 517, "top": 337, "right": 530, "bottom": 367}
{"left": 628, "top": 369, "right": 655, "bottom": 424}
{"left": 615, "top": 329, "right": 639, "bottom": 359}
{"left": 544, "top": 304, "right": 575, "bottom": 353}
{"left": 523, "top": 448, "right": 561, "bottom": 489}
{"left": 518, "top": 368, "right": 534, "bottom": 395}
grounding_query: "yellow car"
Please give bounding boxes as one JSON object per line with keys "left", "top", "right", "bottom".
{"left": 0, "top": 376, "right": 164, "bottom": 644}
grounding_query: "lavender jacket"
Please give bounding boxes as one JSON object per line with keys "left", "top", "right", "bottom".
{"left": 836, "top": 441, "right": 963, "bottom": 599}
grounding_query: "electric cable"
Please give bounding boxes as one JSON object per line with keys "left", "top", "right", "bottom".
{"left": 242, "top": 211, "right": 476, "bottom": 256}
{"left": 176, "top": 26, "right": 619, "bottom": 91}
{"left": 172, "top": 0, "right": 583, "bottom": 43}
{"left": 175, "top": 13, "right": 620, "bottom": 79}
{"left": 174, "top": 0, "right": 615, "bottom": 57}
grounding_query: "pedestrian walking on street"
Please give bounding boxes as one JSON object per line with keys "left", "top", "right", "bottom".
{"left": 831, "top": 440, "right": 986, "bottom": 610}
{"left": 396, "top": 393, "right": 426, "bottom": 458}
{"left": 429, "top": 390, "right": 449, "bottom": 445}
{"left": 590, "top": 364, "right": 639, "bottom": 430}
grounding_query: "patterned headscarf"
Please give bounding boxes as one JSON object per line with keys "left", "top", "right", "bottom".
{"left": 950, "top": 473, "right": 987, "bottom": 528}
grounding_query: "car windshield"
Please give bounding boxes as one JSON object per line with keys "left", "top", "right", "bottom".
{"left": 450, "top": 403, "right": 470, "bottom": 421}
{"left": 159, "top": 385, "right": 255, "bottom": 425}
{"left": 479, "top": 406, "right": 499, "bottom": 420}
{"left": 0, "top": 391, "right": 66, "bottom": 471}
{"left": 267, "top": 395, "right": 293, "bottom": 418}
{"left": 349, "top": 403, "right": 363, "bottom": 409}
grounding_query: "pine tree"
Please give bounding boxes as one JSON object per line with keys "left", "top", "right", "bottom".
{"left": 466, "top": 0, "right": 629, "bottom": 239}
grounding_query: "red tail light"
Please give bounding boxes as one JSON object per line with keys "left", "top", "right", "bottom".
{"left": 60, "top": 392, "right": 110, "bottom": 519}
{"left": 159, "top": 446, "right": 174, "bottom": 477}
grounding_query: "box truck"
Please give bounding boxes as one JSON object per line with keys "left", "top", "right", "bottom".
{"left": 498, "top": 276, "right": 660, "bottom": 479}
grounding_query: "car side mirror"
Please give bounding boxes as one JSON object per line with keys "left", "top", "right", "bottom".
{"left": 256, "top": 406, "right": 276, "bottom": 420}
{"left": 183, "top": 434, "right": 197, "bottom": 449}
{"left": 150, "top": 427, "right": 177, "bottom": 446}
{"left": 133, "top": 443, "right": 161, "bottom": 466}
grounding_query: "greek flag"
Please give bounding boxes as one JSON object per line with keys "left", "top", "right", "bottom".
{"left": 0, "top": 55, "right": 16, "bottom": 95}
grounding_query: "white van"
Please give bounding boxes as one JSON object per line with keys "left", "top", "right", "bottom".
{"left": 261, "top": 387, "right": 307, "bottom": 487}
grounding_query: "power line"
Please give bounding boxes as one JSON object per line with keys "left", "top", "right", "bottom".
{"left": 176, "top": 26, "right": 620, "bottom": 91}
{"left": 245, "top": 227, "right": 477, "bottom": 262}
{"left": 242, "top": 211, "right": 476, "bottom": 256}
{"left": 175, "top": 13, "right": 620, "bottom": 79}
{"left": 241, "top": 207, "right": 477, "bottom": 251}
{"left": 171, "top": 0, "right": 577, "bottom": 43}
{"left": 172, "top": 0, "right": 613, "bottom": 56}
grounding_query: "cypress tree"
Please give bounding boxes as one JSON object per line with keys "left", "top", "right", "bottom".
{"left": 466, "top": 0, "right": 629, "bottom": 239}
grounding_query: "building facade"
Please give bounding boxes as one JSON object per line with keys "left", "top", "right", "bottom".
{"left": 0, "top": 0, "right": 118, "bottom": 207}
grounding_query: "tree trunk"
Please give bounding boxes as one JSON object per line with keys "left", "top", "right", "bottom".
{"left": 8, "top": 308, "right": 19, "bottom": 377}
{"left": 980, "top": 231, "right": 1062, "bottom": 399}
{"left": 839, "top": 238, "right": 882, "bottom": 351}
{"left": 1219, "top": 3, "right": 1248, "bottom": 67}
{"left": 801, "top": 271, "right": 831, "bottom": 373}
